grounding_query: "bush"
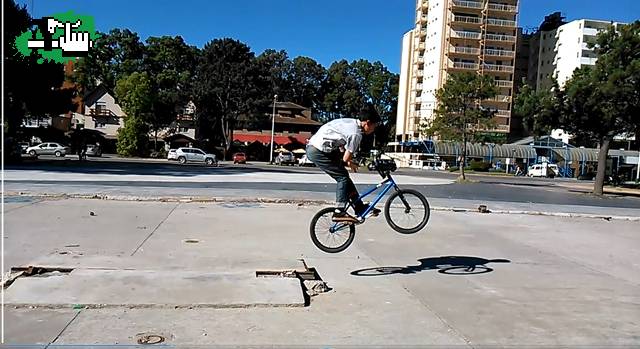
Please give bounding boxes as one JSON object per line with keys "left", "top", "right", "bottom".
{"left": 469, "top": 160, "right": 491, "bottom": 172}
{"left": 448, "top": 166, "right": 459, "bottom": 172}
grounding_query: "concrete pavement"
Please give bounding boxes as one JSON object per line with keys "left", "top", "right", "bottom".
{"left": 3, "top": 197, "right": 640, "bottom": 347}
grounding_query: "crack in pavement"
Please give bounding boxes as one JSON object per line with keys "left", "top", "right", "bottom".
{"left": 130, "top": 203, "right": 180, "bottom": 256}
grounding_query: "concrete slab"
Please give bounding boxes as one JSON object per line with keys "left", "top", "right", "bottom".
{"left": 3, "top": 308, "right": 78, "bottom": 346}
{"left": 351, "top": 211, "right": 640, "bottom": 346}
{"left": 4, "top": 269, "right": 305, "bottom": 308}
{"left": 3, "top": 199, "right": 178, "bottom": 273}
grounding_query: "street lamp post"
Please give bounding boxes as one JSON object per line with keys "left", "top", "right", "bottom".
{"left": 269, "top": 94, "right": 277, "bottom": 164}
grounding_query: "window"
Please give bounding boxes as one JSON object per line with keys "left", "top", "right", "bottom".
{"left": 179, "top": 127, "right": 189, "bottom": 132}
{"left": 95, "top": 122, "right": 106, "bottom": 128}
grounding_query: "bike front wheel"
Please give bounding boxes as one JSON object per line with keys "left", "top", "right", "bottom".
{"left": 384, "top": 189, "right": 430, "bottom": 234}
{"left": 310, "top": 207, "right": 356, "bottom": 253}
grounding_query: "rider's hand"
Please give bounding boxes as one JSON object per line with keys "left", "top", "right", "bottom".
{"left": 347, "top": 160, "right": 358, "bottom": 173}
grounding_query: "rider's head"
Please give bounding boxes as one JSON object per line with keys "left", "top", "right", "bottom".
{"left": 358, "top": 104, "right": 381, "bottom": 135}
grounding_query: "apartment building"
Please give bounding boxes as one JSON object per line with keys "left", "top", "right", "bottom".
{"left": 396, "top": 0, "right": 519, "bottom": 143}
{"left": 530, "top": 17, "right": 626, "bottom": 90}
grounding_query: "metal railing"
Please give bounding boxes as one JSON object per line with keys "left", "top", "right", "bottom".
{"left": 486, "top": 95, "right": 512, "bottom": 103}
{"left": 88, "top": 108, "right": 116, "bottom": 117}
{"left": 488, "top": 3, "right": 518, "bottom": 12}
{"left": 451, "top": 46, "right": 481, "bottom": 55}
{"left": 453, "top": 15, "right": 482, "bottom": 24}
{"left": 487, "top": 18, "right": 517, "bottom": 27}
{"left": 452, "top": 0, "right": 483, "bottom": 9}
{"left": 485, "top": 33, "right": 517, "bottom": 42}
{"left": 484, "top": 48, "right": 515, "bottom": 57}
{"left": 450, "top": 61, "right": 479, "bottom": 70}
{"left": 494, "top": 80, "right": 513, "bottom": 87}
{"left": 451, "top": 30, "right": 482, "bottom": 39}
{"left": 483, "top": 64, "right": 515, "bottom": 72}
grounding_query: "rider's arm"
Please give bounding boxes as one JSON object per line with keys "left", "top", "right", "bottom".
{"left": 343, "top": 150, "right": 358, "bottom": 172}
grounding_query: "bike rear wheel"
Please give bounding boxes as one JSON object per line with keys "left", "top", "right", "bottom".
{"left": 384, "top": 189, "right": 430, "bottom": 234}
{"left": 310, "top": 207, "right": 356, "bottom": 253}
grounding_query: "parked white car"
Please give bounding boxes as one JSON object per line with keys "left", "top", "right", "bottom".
{"left": 168, "top": 147, "right": 218, "bottom": 166}
{"left": 275, "top": 151, "right": 296, "bottom": 166}
{"left": 298, "top": 154, "right": 315, "bottom": 167}
{"left": 26, "top": 142, "right": 68, "bottom": 157}
{"left": 528, "top": 163, "right": 558, "bottom": 178}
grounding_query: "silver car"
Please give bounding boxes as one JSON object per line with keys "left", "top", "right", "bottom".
{"left": 26, "top": 142, "right": 68, "bottom": 157}
{"left": 170, "top": 147, "right": 218, "bottom": 166}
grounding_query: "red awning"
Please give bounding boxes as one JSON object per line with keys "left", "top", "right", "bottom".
{"left": 233, "top": 133, "right": 309, "bottom": 144}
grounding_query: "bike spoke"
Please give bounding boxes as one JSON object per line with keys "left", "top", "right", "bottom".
{"left": 316, "top": 213, "right": 351, "bottom": 249}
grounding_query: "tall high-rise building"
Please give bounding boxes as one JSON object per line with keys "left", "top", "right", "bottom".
{"left": 396, "top": 0, "right": 519, "bottom": 143}
{"left": 529, "top": 18, "right": 626, "bottom": 91}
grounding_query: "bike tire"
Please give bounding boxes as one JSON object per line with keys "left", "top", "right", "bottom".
{"left": 310, "top": 207, "right": 356, "bottom": 253}
{"left": 384, "top": 189, "right": 430, "bottom": 234}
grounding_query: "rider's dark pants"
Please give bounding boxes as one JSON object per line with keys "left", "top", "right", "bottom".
{"left": 306, "top": 145, "right": 363, "bottom": 210}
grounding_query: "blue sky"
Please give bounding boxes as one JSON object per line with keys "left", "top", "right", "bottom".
{"left": 15, "top": 0, "right": 640, "bottom": 73}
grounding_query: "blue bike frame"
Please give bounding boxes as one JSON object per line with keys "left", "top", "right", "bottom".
{"left": 352, "top": 175, "right": 399, "bottom": 218}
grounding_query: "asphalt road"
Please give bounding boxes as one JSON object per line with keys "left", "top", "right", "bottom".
{"left": 5, "top": 155, "right": 640, "bottom": 209}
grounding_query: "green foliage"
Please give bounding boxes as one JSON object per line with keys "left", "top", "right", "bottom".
{"left": 563, "top": 21, "right": 640, "bottom": 194}
{"left": 513, "top": 82, "right": 563, "bottom": 136}
{"left": 422, "top": 72, "right": 498, "bottom": 179}
{"left": 115, "top": 72, "right": 154, "bottom": 156}
{"left": 116, "top": 116, "right": 149, "bottom": 157}
{"left": 74, "top": 28, "right": 145, "bottom": 91}
{"left": 469, "top": 160, "right": 491, "bottom": 172}
{"left": 115, "top": 72, "right": 155, "bottom": 119}
{"left": 194, "top": 38, "right": 260, "bottom": 156}
{"left": 143, "top": 36, "right": 199, "bottom": 145}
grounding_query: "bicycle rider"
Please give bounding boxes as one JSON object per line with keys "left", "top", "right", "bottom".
{"left": 306, "top": 105, "right": 381, "bottom": 223}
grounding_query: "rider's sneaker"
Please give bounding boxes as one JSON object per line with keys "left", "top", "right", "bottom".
{"left": 332, "top": 210, "right": 359, "bottom": 223}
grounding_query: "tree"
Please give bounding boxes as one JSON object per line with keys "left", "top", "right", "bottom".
{"left": 351, "top": 59, "right": 400, "bottom": 144}
{"left": 193, "top": 38, "right": 260, "bottom": 158}
{"left": 422, "top": 72, "right": 498, "bottom": 180}
{"left": 4, "top": 0, "right": 74, "bottom": 139}
{"left": 322, "top": 60, "right": 364, "bottom": 120}
{"left": 143, "top": 36, "right": 199, "bottom": 150}
{"left": 74, "top": 28, "right": 145, "bottom": 92}
{"left": 255, "top": 49, "right": 293, "bottom": 102}
{"left": 289, "top": 56, "right": 326, "bottom": 109}
{"left": 513, "top": 82, "right": 562, "bottom": 136}
{"left": 115, "top": 72, "right": 154, "bottom": 156}
{"left": 561, "top": 21, "right": 640, "bottom": 195}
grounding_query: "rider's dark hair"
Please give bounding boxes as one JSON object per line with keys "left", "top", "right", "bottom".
{"left": 358, "top": 104, "right": 381, "bottom": 124}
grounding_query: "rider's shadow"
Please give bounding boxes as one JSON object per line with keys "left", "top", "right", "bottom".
{"left": 350, "top": 256, "right": 511, "bottom": 276}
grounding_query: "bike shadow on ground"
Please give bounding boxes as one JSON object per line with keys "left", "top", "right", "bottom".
{"left": 350, "top": 256, "right": 511, "bottom": 276}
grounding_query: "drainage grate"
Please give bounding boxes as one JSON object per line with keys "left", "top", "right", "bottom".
{"left": 256, "top": 259, "right": 331, "bottom": 306}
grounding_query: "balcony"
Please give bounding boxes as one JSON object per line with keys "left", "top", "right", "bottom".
{"left": 483, "top": 64, "right": 515, "bottom": 73}
{"left": 580, "top": 56, "right": 598, "bottom": 66}
{"left": 486, "top": 95, "right": 512, "bottom": 103}
{"left": 452, "top": 15, "right": 482, "bottom": 25}
{"left": 450, "top": 61, "right": 479, "bottom": 70}
{"left": 488, "top": 3, "right": 517, "bottom": 13}
{"left": 486, "top": 33, "right": 517, "bottom": 42}
{"left": 450, "top": 46, "right": 481, "bottom": 55}
{"left": 452, "top": 0, "right": 483, "bottom": 10}
{"left": 88, "top": 107, "right": 117, "bottom": 117}
{"left": 487, "top": 18, "right": 516, "bottom": 27}
{"left": 494, "top": 80, "right": 513, "bottom": 88}
{"left": 450, "top": 30, "right": 482, "bottom": 40}
{"left": 484, "top": 48, "right": 515, "bottom": 57}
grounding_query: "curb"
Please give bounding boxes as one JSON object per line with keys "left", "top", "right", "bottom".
{"left": 6, "top": 192, "right": 640, "bottom": 222}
